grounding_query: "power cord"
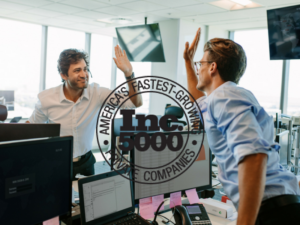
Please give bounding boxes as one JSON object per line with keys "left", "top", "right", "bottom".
{"left": 158, "top": 214, "right": 175, "bottom": 224}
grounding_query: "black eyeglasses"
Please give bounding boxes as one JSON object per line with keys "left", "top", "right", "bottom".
{"left": 194, "top": 61, "right": 214, "bottom": 71}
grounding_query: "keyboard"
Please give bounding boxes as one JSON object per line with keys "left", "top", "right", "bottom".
{"left": 107, "top": 214, "right": 150, "bottom": 225}
{"left": 192, "top": 221, "right": 212, "bottom": 225}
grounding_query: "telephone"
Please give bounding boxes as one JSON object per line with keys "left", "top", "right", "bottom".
{"left": 174, "top": 204, "right": 212, "bottom": 225}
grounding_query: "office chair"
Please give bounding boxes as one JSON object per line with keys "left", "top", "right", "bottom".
{"left": 0, "top": 105, "right": 8, "bottom": 122}
{"left": 164, "top": 104, "right": 187, "bottom": 129}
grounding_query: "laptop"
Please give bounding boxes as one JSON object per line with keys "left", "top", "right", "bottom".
{"left": 78, "top": 170, "right": 151, "bottom": 225}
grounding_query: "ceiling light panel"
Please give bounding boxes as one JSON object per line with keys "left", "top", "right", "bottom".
{"left": 231, "top": 0, "right": 252, "bottom": 6}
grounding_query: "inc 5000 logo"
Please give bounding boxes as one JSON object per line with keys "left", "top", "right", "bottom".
{"left": 96, "top": 76, "right": 204, "bottom": 185}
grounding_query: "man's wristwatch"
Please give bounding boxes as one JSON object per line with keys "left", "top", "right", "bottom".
{"left": 125, "top": 72, "right": 135, "bottom": 80}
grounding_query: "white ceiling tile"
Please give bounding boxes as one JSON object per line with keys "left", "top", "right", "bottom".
{"left": 146, "top": 0, "right": 201, "bottom": 8}
{"left": 178, "top": 3, "right": 227, "bottom": 14}
{"left": 5, "top": 0, "right": 52, "bottom": 7}
{"left": 41, "top": 3, "right": 85, "bottom": 14}
{"left": 7, "top": 12, "right": 48, "bottom": 21}
{"left": 24, "top": 8, "right": 65, "bottom": 17}
{"left": 39, "top": 17, "right": 74, "bottom": 26}
{"left": 0, "top": 8, "right": 16, "bottom": 15}
{"left": 94, "top": 0, "right": 140, "bottom": 5}
{"left": 56, "top": 15, "right": 94, "bottom": 23}
{"left": 95, "top": 6, "right": 139, "bottom": 16}
{"left": 61, "top": 0, "right": 110, "bottom": 10}
{"left": 128, "top": 12, "right": 169, "bottom": 23}
{"left": 150, "top": 8, "right": 192, "bottom": 18}
{"left": 0, "top": 1, "right": 32, "bottom": 11}
{"left": 76, "top": 10, "right": 113, "bottom": 19}
{"left": 119, "top": 1, "right": 167, "bottom": 12}
{"left": 66, "top": 22, "right": 105, "bottom": 30}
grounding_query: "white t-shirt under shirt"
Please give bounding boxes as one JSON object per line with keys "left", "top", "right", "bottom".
{"left": 29, "top": 83, "right": 136, "bottom": 158}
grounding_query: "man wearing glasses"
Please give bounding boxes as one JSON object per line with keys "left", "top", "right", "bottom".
{"left": 28, "top": 46, "right": 142, "bottom": 180}
{"left": 184, "top": 28, "right": 300, "bottom": 225}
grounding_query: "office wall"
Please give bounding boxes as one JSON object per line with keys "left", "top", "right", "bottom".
{"left": 208, "top": 25, "right": 229, "bottom": 40}
{"left": 149, "top": 19, "right": 181, "bottom": 116}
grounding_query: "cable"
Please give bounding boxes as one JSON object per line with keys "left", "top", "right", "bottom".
{"left": 158, "top": 214, "right": 175, "bottom": 224}
{"left": 212, "top": 182, "right": 221, "bottom": 188}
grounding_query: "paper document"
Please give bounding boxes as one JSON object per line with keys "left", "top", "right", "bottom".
{"left": 139, "top": 197, "right": 154, "bottom": 219}
{"left": 170, "top": 191, "right": 182, "bottom": 208}
{"left": 152, "top": 195, "right": 164, "bottom": 212}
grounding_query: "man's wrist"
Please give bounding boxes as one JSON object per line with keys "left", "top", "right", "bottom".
{"left": 124, "top": 71, "right": 133, "bottom": 77}
{"left": 125, "top": 72, "right": 135, "bottom": 80}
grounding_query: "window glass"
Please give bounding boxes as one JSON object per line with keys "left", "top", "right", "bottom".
{"left": 287, "top": 61, "right": 300, "bottom": 116}
{"left": 234, "top": 29, "right": 283, "bottom": 116}
{"left": 89, "top": 34, "right": 113, "bottom": 89}
{"left": 0, "top": 18, "right": 41, "bottom": 119}
{"left": 116, "top": 62, "right": 151, "bottom": 115}
{"left": 46, "top": 27, "right": 85, "bottom": 89}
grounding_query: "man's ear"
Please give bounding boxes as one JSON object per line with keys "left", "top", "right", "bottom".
{"left": 210, "top": 62, "right": 218, "bottom": 77}
{"left": 60, "top": 73, "right": 68, "bottom": 81}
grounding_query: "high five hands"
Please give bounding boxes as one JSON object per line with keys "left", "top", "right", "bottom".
{"left": 113, "top": 45, "right": 133, "bottom": 77}
{"left": 183, "top": 28, "right": 201, "bottom": 63}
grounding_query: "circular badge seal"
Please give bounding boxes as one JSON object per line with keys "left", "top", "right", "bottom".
{"left": 96, "top": 76, "right": 205, "bottom": 185}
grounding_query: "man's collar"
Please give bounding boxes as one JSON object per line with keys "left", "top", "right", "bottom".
{"left": 59, "top": 84, "right": 90, "bottom": 103}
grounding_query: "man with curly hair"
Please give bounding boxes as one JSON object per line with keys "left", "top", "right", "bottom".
{"left": 28, "top": 46, "right": 142, "bottom": 180}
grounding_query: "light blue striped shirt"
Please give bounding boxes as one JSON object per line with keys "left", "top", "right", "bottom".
{"left": 197, "top": 81, "right": 300, "bottom": 209}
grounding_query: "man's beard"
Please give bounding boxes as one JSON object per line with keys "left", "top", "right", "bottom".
{"left": 69, "top": 79, "right": 88, "bottom": 89}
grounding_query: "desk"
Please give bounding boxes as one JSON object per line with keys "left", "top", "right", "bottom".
{"left": 72, "top": 180, "right": 236, "bottom": 225}
{"left": 140, "top": 197, "right": 236, "bottom": 225}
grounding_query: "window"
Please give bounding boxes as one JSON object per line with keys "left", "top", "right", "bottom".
{"left": 287, "top": 61, "right": 300, "bottom": 116}
{"left": 0, "top": 18, "right": 41, "bottom": 119}
{"left": 46, "top": 27, "right": 85, "bottom": 89}
{"left": 116, "top": 62, "right": 151, "bottom": 114}
{"left": 234, "top": 29, "right": 283, "bottom": 115}
{"left": 89, "top": 34, "right": 113, "bottom": 89}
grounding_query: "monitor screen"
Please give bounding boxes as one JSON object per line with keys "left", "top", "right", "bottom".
{"left": 134, "top": 131, "right": 211, "bottom": 201}
{"left": 0, "top": 137, "right": 73, "bottom": 225}
{"left": 267, "top": 5, "right": 300, "bottom": 60}
{"left": 82, "top": 174, "right": 132, "bottom": 223}
{"left": 116, "top": 23, "right": 165, "bottom": 62}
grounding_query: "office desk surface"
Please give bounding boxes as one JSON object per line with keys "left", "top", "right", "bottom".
{"left": 72, "top": 180, "right": 236, "bottom": 225}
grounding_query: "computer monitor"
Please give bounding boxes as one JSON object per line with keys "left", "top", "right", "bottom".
{"left": 0, "top": 123, "right": 60, "bottom": 142}
{"left": 0, "top": 136, "right": 73, "bottom": 225}
{"left": 275, "top": 130, "right": 289, "bottom": 166}
{"left": 133, "top": 131, "right": 211, "bottom": 202}
{"left": 267, "top": 4, "right": 300, "bottom": 60}
{"left": 116, "top": 23, "right": 165, "bottom": 62}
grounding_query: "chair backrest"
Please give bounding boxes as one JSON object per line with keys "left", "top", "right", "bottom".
{"left": 164, "top": 105, "right": 184, "bottom": 119}
{"left": 0, "top": 105, "right": 8, "bottom": 122}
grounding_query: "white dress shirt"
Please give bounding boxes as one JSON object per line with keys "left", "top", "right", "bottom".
{"left": 29, "top": 83, "right": 135, "bottom": 158}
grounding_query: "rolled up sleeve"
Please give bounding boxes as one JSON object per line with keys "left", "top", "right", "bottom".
{"left": 212, "top": 94, "right": 271, "bottom": 164}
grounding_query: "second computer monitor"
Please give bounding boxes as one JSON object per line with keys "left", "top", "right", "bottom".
{"left": 133, "top": 131, "right": 211, "bottom": 201}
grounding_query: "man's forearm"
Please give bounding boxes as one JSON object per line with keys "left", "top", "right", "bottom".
{"left": 127, "top": 79, "right": 143, "bottom": 107}
{"left": 185, "top": 60, "right": 205, "bottom": 102}
{"left": 237, "top": 153, "right": 267, "bottom": 225}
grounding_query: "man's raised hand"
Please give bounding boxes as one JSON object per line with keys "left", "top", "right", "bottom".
{"left": 113, "top": 45, "right": 133, "bottom": 77}
{"left": 183, "top": 28, "right": 201, "bottom": 62}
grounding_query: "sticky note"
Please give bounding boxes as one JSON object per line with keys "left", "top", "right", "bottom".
{"left": 43, "top": 216, "right": 59, "bottom": 225}
{"left": 152, "top": 194, "right": 164, "bottom": 212}
{"left": 185, "top": 188, "right": 199, "bottom": 204}
{"left": 139, "top": 197, "right": 154, "bottom": 219}
{"left": 170, "top": 191, "right": 182, "bottom": 208}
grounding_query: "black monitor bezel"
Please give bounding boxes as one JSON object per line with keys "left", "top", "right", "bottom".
{"left": 267, "top": 4, "right": 300, "bottom": 60}
{"left": 131, "top": 130, "right": 212, "bottom": 204}
{"left": 78, "top": 170, "right": 134, "bottom": 225}
{"left": 115, "top": 23, "right": 166, "bottom": 62}
{"left": 0, "top": 136, "right": 73, "bottom": 224}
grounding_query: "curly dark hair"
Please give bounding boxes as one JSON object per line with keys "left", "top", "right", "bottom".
{"left": 57, "top": 49, "right": 89, "bottom": 82}
{"left": 204, "top": 38, "right": 247, "bottom": 84}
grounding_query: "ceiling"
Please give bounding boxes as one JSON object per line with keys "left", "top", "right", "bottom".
{"left": 0, "top": 0, "right": 299, "bottom": 36}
